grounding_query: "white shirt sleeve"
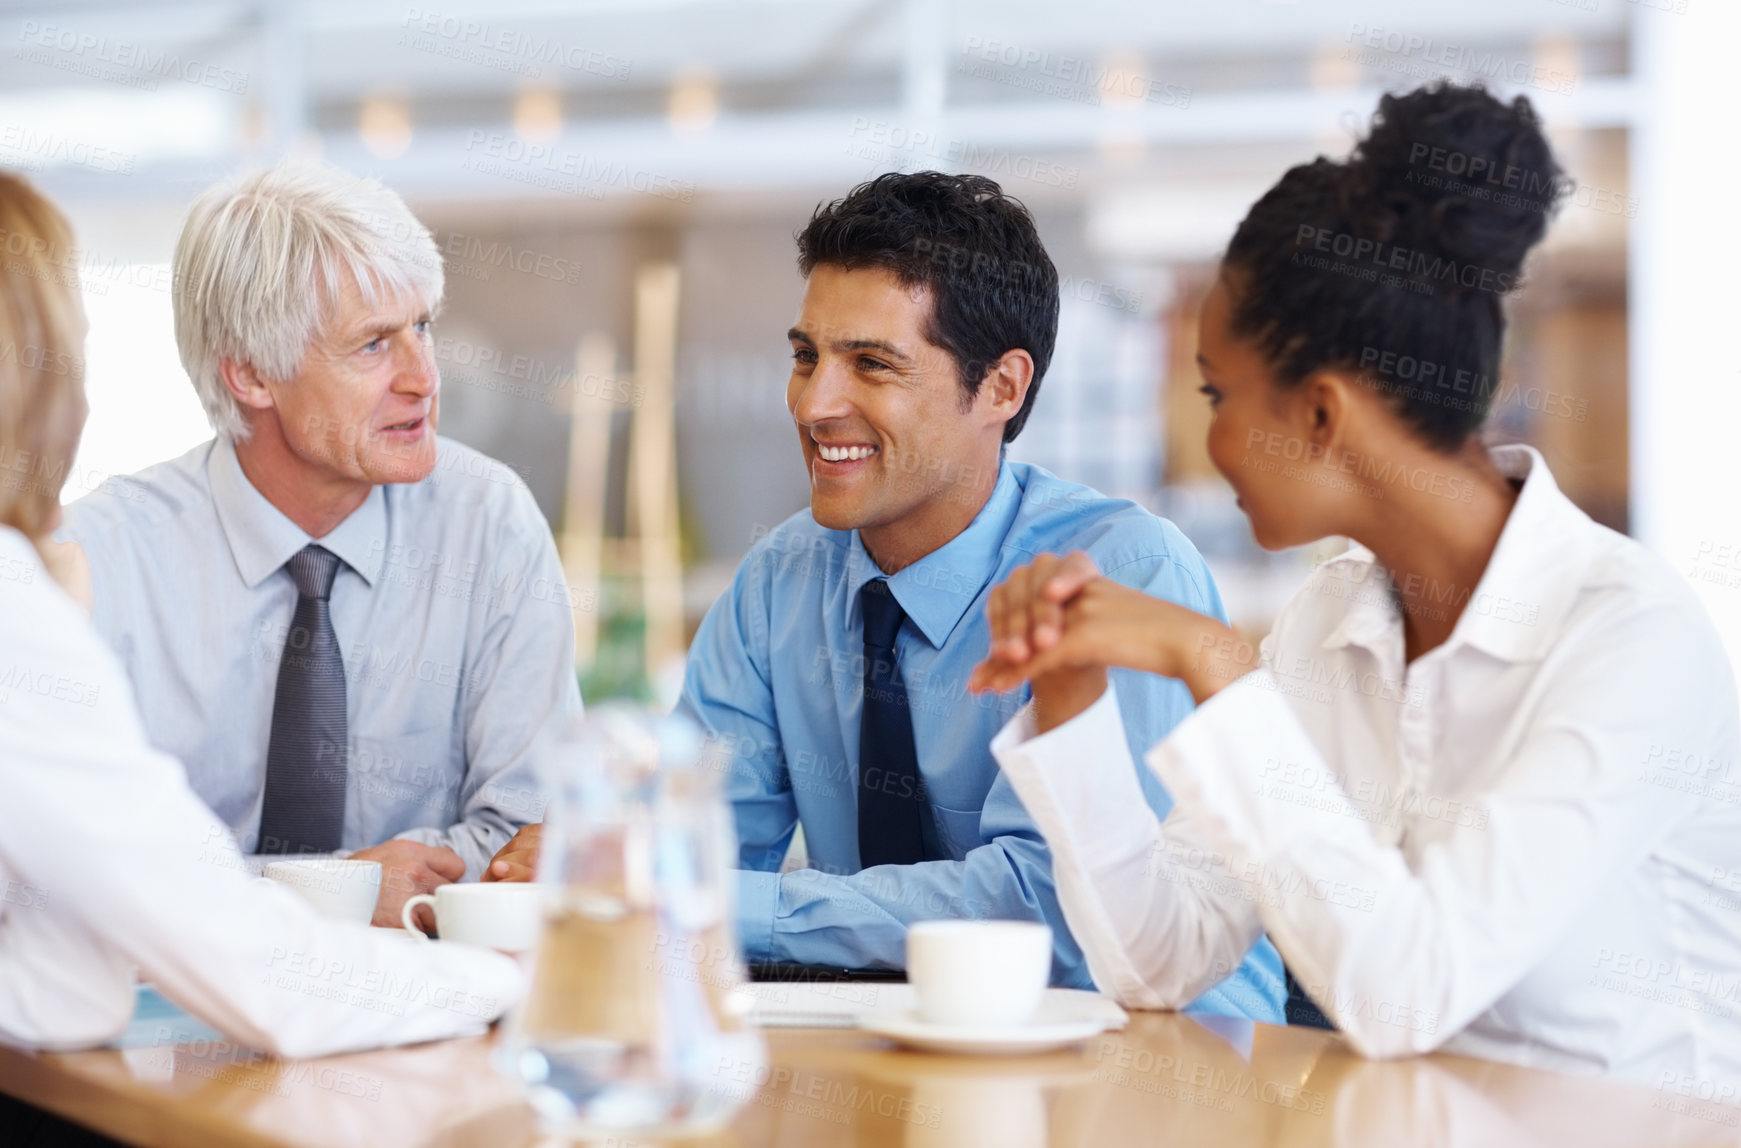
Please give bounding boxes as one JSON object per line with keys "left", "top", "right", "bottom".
{"left": 0, "top": 544, "right": 524, "bottom": 1059}
{"left": 990, "top": 687, "right": 1266, "bottom": 1010}
{"left": 994, "top": 599, "right": 1724, "bottom": 1061}
{"left": 1148, "top": 636, "right": 1711, "bottom": 1058}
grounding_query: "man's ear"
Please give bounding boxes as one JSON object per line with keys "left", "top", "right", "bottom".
{"left": 218, "top": 358, "right": 275, "bottom": 414}
{"left": 978, "top": 348, "right": 1034, "bottom": 427}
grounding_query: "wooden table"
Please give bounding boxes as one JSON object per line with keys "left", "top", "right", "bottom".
{"left": 1, "top": 1012, "right": 1736, "bottom": 1147}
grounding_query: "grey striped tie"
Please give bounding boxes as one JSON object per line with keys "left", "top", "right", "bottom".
{"left": 257, "top": 545, "right": 347, "bottom": 855}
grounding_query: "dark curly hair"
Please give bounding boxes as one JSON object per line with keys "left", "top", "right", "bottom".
{"left": 796, "top": 171, "right": 1059, "bottom": 443}
{"left": 1223, "top": 82, "right": 1567, "bottom": 450}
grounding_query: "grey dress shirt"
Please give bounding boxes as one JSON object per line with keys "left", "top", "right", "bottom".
{"left": 62, "top": 435, "right": 582, "bottom": 879}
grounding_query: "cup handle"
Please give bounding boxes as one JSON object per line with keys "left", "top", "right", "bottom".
{"left": 401, "top": 894, "right": 437, "bottom": 937}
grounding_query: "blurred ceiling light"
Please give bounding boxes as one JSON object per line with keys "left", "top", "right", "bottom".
{"left": 1098, "top": 52, "right": 1148, "bottom": 111}
{"left": 668, "top": 68, "right": 718, "bottom": 135}
{"left": 359, "top": 97, "right": 412, "bottom": 159}
{"left": 1534, "top": 34, "right": 1581, "bottom": 98}
{"left": 1309, "top": 42, "right": 1360, "bottom": 92}
{"left": 515, "top": 87, "right": 563, "bottom": 143}
{"left": 1098, "top": 129, "right": 1145, "bottom": 167}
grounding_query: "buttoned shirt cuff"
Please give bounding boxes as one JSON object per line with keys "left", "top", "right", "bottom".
{"left": 734, "top": 868, "right": 780, "bottom": 962}
{"left": 990, "top": 685, "right": 1152, "bottom": 870}
{"left": 1145, "top": 669, "right": 1364, "bottom": 865}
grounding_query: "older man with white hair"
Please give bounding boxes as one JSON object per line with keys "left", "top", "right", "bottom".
{"left": 63, "top": 162, "right": 581, "bottom": 926}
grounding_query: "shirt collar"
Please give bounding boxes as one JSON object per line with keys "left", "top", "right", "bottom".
{"left": 1316, "top": 553, "right": 1402, "bottom": 661}
{"left": 844, "top": 460, "right": 1024, "bottom": 649}
{"left": 208, "top": 436, "right": 386, "bottom": 589}
{"left": 1446, "top": 444, "right": 1590, "bottom": 662}
{"left": 1320, "top": 445, "right": 1590, "bottom": 665}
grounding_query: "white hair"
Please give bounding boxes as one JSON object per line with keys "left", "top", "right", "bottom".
{"left": 173, "top": 162, "right": 444, "bottom": 440}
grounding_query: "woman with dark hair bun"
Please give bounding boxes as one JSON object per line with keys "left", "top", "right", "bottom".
{"left": 971, "top": 82, "right": 1741, "bottom": 1085}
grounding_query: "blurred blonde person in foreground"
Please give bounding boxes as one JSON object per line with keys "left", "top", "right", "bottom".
{"left": 0, "top": 172, "right": 521, "bottom": 1073}
{"left": 972, "top": 83, "right": 1741, "bottom": 1088}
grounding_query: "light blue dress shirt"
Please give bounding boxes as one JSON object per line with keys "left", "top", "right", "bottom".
{"left": 62, "top": 436, "right": 583, "bottom": 879}
{"left": 678, "top": 460, "right": 1285, "bottom": 1021}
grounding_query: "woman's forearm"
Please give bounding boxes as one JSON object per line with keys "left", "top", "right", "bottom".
{"left": 1168, "top": 615, "right": 1260, "bottom": 705}
{"left": 1031, "top": 667, "right": 1110, "bottom": 734}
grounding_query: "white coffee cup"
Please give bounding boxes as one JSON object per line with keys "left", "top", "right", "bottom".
{"left": 263, "top": 859, "right": 382, "bottom": 923}
{"left": 906, "top": 920, "right": 1052, "bottom": 1027}
{"left": 401, "top": 883, "right": 552, "bottom": 952}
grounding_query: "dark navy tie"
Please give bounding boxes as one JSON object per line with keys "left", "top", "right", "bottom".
{"left": 258, "top": 545, "right": 348, "bottom": 855}
{"left": 857, "top": 579, "right": 926, "bottom": 868}
{"left": 1284, "top": 964, "right": 1338, "bottom": 1031}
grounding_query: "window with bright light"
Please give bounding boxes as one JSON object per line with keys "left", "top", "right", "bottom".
{"left": 68, "top": 266, "right": 213, "bottom": 502}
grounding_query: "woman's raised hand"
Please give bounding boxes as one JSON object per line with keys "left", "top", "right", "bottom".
{"left": 969, "top": 551, "right": 1256, "bottom": 730}
{"left": 969, "top": 551, "right": 1152, "bottom": 732}
{"left": 979, "top": 551, "right": 1101, "bottom": 672}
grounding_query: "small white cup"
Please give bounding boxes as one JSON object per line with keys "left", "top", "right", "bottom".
{"left": 263, "top": 859, "right": 382, "bottom": 923}
{"left": 401, "top": 883, "right": 552, "bottom": 952}
{"left": 906, "top": 920, "right": 1052, "bottom": 1028}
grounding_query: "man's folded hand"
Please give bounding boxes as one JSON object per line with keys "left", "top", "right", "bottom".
{"left": 350, "top": 840, "right": 466, "bottom": 929}
{"left": 483, "top": 823, "right": 543, "bottom": 883}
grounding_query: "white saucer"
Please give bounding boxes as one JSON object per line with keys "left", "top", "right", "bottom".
{"left": 860, "top": 992, "right": 1121, "bottom": 1056}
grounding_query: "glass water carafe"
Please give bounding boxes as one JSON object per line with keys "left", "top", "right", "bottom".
{"left": 502, "top": 706, "right": 765, "bottom": 1138}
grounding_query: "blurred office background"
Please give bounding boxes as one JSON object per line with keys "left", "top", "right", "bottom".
{"left": 5, "top": 0, "right": 1736, "bottom": 703}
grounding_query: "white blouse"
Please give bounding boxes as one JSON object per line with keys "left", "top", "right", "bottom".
{"left": 0, "top": 527, "right": 522, "bottom": 1059}
{"left": 992, "top": 446, "right": 1741, "bottom": 1089}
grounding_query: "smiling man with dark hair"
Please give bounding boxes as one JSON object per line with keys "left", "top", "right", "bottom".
{"left": 652, "top": 171, "right": 1284, "bottom": 1015}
